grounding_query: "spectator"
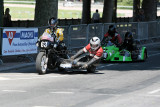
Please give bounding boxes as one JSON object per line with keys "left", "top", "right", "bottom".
{"left": 137, "top": 9, "right": 145, "bottom": 22}
{"left": 3, "top": 8, "right": 12, "bottom": 27}
{"left": 92, "top": 9, "right": 100, "bottom": 23}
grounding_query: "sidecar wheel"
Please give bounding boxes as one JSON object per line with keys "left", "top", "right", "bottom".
{"left": 87, "top": 65, "right": 96, "bottom": 73}
{"left": 143, "top": 49, "right": 147, "bottom": 61}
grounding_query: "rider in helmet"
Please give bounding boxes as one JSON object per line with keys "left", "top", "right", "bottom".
{"left": 121, "top": 32, "right": 138, "bottom": 52}
{"left": 47, "top": 17, "right": 63, "bottom": 42}
{"left": 121, "top": 32, "right": 139, "bottom": 59}
{"left": 102, "top": 25, "right": 122, "bottom": 46}
{"left": 71, "top": 37, "right": 103, "bottom": 69}
{"left": 38, "top": 17, "right": 68, "bottom": 58}
{"left": 38, "top": 17, "right": 64, "bottom": 42}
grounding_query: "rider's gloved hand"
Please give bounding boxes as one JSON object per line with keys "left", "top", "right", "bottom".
{"left": 81, "top": 64, "right": 88, "bottom": 69}
{"left": 70, "top": 56, "right": 75, "bottom": 60}
{"left": 53, "top": 44, "right": 58, "bottom": 48}
{"left": 36, "top": 41, "right": 39, "bottom": 47}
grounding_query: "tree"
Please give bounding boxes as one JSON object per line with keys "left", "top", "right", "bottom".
{"left": 133, "top": 0, "right": 140, "bottom": 21}
{"left": 34, "top": 0, "right": 58, "bottom": 27}
{"left": 0, "top": 0, "right": 3, "bottom": 27}
{"left": 142, "top": 0, "right": 157, "bottom": 21}
{"left": 102, "top": 0, "right": 114, "bottom": 23}
{"left": 112, "top": 0, "right": 117, "bottom": 22}
{"left": 82, "top": 0, "right": 91, "bottom": 24}
{"left": 0, "top": 0, "right": 3, "bottom": 55}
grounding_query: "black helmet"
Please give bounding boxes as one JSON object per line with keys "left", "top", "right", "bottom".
{"left": 108, "top": 25, "right": 116, "bottom": 36}
{"left": 125, "top": 32, "right": 133, "bottom": 43}
{"left": 48, "top": 17, "right": 58, "bottom": 27}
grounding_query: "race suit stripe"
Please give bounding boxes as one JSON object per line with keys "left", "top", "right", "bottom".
{"left": 83, "top": 47, "right": 88, "bottom": 53}
{"left": 94, "top": 55, "right": 101, "bottom": 59}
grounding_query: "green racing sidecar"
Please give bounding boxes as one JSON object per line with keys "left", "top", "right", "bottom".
{"left": 101, "top": 41, "right": 147, "bottom": 62}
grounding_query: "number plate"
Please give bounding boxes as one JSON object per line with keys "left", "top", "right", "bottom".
{"left": 41, "top": 41, "right": 48, "bottom": 48}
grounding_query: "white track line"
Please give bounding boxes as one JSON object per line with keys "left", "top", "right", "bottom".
{"left": 148, "top": 53, "right": 160, "bottom": 57}
{"left": 97, "top": 64, "right": 117, "bottom": 69}
{"left": 2, "top": 90, "right": 26, "bottom": 93}
{"left": 148, "top": 88, "right": 160, "bottom": 94}
{"left": 50, "top": 91, "right": 74, "bottom": 94}
{"left": 33, "top": 106, "right": 54, "bottom": 107}
{"left": 0, "top": 75, "right": 67, "bottom": 81}
{"left": 13, "top": 75, "right": 66, "bottom": 80}
{"left": 0, "top": 77, "right": 11, "bottom": 80}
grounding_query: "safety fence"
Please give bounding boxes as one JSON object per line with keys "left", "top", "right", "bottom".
{"left": 11, "top": 17, "right": 133, "bottom": 27}
{"left": 37, "top": 21, "right": 160, "bottom": 50}
{"left": 1, "top": 21, "right": 160, "bottom": 59}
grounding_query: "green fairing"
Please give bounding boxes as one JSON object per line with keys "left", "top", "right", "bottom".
{"left": 102, "top": 45, "right": 147, "bottom": 62}
{"left": 140, "top": 47, "right": 147, "bottom": 60}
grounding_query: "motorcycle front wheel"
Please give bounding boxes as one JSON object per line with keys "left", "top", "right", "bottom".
{"left": 36, "top": 52, "right": 48, "bottom": 75}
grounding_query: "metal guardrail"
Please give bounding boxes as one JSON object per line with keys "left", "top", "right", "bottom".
{"left": 39, "top": 21, "right": 160, "bottom": 50}
{"left": 1, "top": 21, "right": 160, "bottom": 64}
{"left": 38, "top": 21, "right": 160, "bottom": 50}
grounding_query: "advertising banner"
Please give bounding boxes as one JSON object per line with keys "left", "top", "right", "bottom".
{"left": 2, "top": 28, "right": 38, "bottom": 56}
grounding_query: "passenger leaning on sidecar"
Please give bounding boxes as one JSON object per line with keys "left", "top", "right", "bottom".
{"left": 102, "top": 25, "right": 122, "bottom": 46}
{"left": 121, "top": 32, "right": 139, "bottom": 59}
{"left": 71, "top": 37, "right": 103, "bottom": 69}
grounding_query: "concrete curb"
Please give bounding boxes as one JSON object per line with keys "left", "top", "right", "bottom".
{"left": 0, "top": 62, "right": 35, "bottom": 72}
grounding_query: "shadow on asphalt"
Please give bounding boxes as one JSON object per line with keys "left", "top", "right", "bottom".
{"left": 0, "top": 66, "right": 105, "bottom": 75}
{"left": 47, "top": 69, "right": 105, "bottom": 75}
{"left": 99, "top": 56, "right": 160, "bottom": 71}
{"left": 1, "top": 54, "right": 159, "bottom": 74}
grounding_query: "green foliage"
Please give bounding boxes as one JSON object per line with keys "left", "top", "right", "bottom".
{"left": 4, "top": 0, "right": 35, "bottom": 1}
{"left": 117, "top": 0, "right": 133, "bottom": 6}
{"left": 5, "top": 5, "right": 126, "bottom": 20}
{"left": 4, "top": 7, "right": 35, "bottom": 20}
{"left": 4, "top": 0, "right": 133, "bottom": 20}
{"left": 4, "top": 0, "right": 35, "bottom": 5}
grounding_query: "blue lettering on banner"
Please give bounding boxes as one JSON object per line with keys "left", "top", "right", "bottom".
{"left": 20, "top": 31, "right": 34, "bottom": 39}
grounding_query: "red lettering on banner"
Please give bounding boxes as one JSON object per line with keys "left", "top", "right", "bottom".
{"left": 4, "top": 50, "right": 7, "bottom": 53}
{"left": 5, "top": 31, "right": 16, "bottom": 45}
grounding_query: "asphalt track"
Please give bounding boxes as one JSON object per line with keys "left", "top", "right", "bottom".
{"left": 0, "top": 42, "right": 160, "bottom": 107}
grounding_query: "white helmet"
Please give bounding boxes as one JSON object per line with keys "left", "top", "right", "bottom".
{"left": 90, "top": 37, "right": 101, "bottom": 51}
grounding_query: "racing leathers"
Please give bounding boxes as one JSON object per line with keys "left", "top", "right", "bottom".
{"left": 102, "top": 32, "right": 122, "bottom": 46}
{"left": 40, "top": 27, "right": 64, "bottom": 42}
{"left": 38, "top": 27, "right": 68, "bottom": 59}
{"left": 121, "top": 39, "right": 139, "bottom": 59}
{"left": 71, "top": 43, "right": 103, "bottom": 69}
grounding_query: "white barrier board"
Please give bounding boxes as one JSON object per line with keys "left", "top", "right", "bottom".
{"left": 2, "top": 28, "right": 38, "bottom": 56}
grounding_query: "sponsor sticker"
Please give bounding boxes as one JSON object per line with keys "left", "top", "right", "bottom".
{"left": 5, "top": 31, "right": 16, "bottom": 45}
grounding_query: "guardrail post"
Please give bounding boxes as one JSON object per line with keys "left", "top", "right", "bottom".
{"left": 68, "top": 25, "right": 71, "bottom": 50}
{"left": 101, "top": 24, "right": 104, "bottom": 40}
{"left": 0, "top": 28, "right": 3, "bottom": 65}
{"left": 137, "top": 22, "right": 148, "bottom": 42}
{"left": 18, "top": 20, "right": 20, "bottom": 27}
{"left": 27, "top": 20, "right": 29, "bottom": 27}
{"left": 86, "top": 24, "right": 89, "bottom": 45}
